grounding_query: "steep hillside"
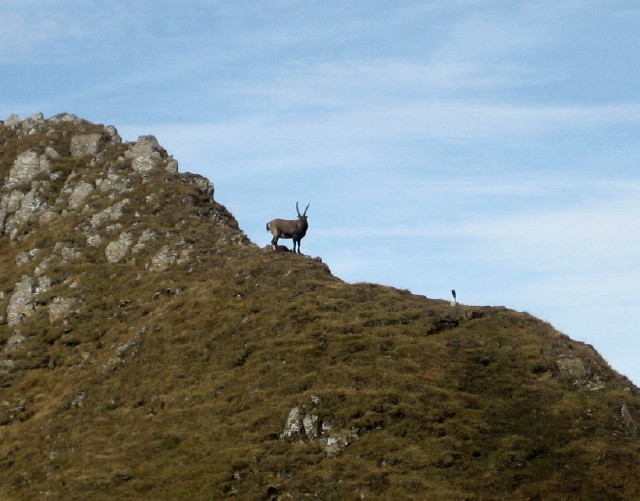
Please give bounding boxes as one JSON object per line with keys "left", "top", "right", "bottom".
{"left": 1, "top": 113, "right": 639, "bottom": 500}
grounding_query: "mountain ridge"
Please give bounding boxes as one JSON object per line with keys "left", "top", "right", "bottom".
{"left": 0, "top": 113, "right": 639, "bottom": 500}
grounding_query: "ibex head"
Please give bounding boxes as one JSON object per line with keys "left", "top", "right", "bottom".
{"left": 266, "top": 202, "right": 311, "bottom": 254}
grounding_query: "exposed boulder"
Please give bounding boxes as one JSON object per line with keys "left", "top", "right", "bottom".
{"left": 49, "top": 113, "right": 82, "bottom": 125}
{"left": 556, "top": 355, "right": 606, "bottom": 390}
{"left": 280, "top": 397, "right": 359, "bottom": 456}
{"left": 281, "top": 407, "right": 304, "bottom": 441}
{"left": 131, "top": 228, "right": 158, "bottom": 254}
{"left": 621, "top": 402, "right": 639, "bottom": 436}
{"left": 48, "top": 297, "right": 78, "bottom": 323}
{"left": 147, "top": 245, "right": 179, "bottom": 272}
{"left": 125, "top": 135, "right": 178, "bottom": 174}
{"left": 90, "top": 198, "right": 130, "bottom": 229}
{"left": 105, "top": 232, "right": 134, "bottom": 263}
{"left": 5, "top": 150, "right": 50, "bottom": 189}
{"left": 2, "top": 182, "right": 49, "bottom": 239}
{"left": 6, "top": 275, "right": 35, "bottom": 326}
{"left": 68, "top": 182, "right": 94, "bottom": 209}
{"left": 182, "top": 172, "right": 214, "bottom": 198}
{"left": 70, "top": 133, "right": 107, "bottom": 157}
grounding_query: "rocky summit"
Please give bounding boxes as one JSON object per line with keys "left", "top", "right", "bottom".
{"left": 0, "top": 113, "right": 639, "bottom": 500}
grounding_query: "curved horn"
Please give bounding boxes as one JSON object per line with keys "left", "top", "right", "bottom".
{"left": 303, "top": 202, "right": 310, "bottom": 216}
{"left": 296, "top": 201, "right": 301, "bottom": 216}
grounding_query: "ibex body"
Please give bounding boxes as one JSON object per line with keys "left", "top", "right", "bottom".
{"left": 266, "top": 202, "right": 310, "bottom": 254}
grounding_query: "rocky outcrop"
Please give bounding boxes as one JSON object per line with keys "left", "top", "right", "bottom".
{"left": 6, "top": 276, "right": 35, "bottom": 326}
{"left": 70, "top": 133, "right": 108, "bottom": 157}
{"left": 0, "top": 113, "right": 248, "bottom": 353}
{"left": 555, "top": 354, "right": 606, "bottom": 390}
{"left": 0, "top": 112, "right": 230, "bottom": 251}
{"left": 5, "top": 150, "right": 51, "bottom": 189}
{"left": 280, "top": 396, "right": 360, "bottom": 457}
{"left": 105, "top": 232, "right": 134, "bottom": 263}
{"left": 125, "top": 135, "right": 178, "bottom": 174}
{"left": 0, "top": 113, "right": 249, "bottom": 364}
{"left": 0, "top": 114, "right": 180, "bottom": 241}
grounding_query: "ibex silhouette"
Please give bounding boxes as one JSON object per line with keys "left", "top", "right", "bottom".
{"left": 266, "top": 202, "right": 310, "bottom": 254}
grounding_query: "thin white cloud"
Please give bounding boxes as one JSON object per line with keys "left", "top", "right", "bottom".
{"left": 313, "top": 180, "right": 640, "bottom": 275}
{"left": 124, "top": 100, "right": 640, "bottom": 175}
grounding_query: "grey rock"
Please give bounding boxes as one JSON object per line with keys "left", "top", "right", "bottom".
{"left": 90, "top": 198, "right": 129, "bottom": 228}
{"left": 70, "top": 133, "right": 106, "bottom": 157}
{"left": 7, "top": 275, "right": 35, "bottom": 326}
{"left": 6, "top": 150, "right": 50, "bottom": 189}
{"left": 556, "top": 356, "right": 590, "bottom": 380}
{"left": 131, "top": 228, "right": 158, "bottom": 254}
{"left": 147, "top": 245, "right": 179, "bottom": 272}
{"left": 183, "top": 173, "right": 214, "bottom": 197}
{"left": 16, "top": 248, "right": 40, "bottom": 266}
{"left": 95, "top": 172, "right": 130, "bottom": 196}
{"left": 50, "top": 113, "right": 81, "bottom": 124}
{"left": 621, "top": 403, "right": 639, "bottom": 436}
{"left": 44, "top": 146, "right": 60, "bottom": 159}
{"left": 48, "top": 297, "right": 77, "bottom": 323}
{"left": 68, "top": 182, "right": 94, "bottom": 209}
{"left": 5, "top": 114, "right": 21, "bottom": 126}
{"left": 86, "top": 233, "right": 103, "bottom": 247}
{"left": 303, "top": 414, "right": 321, "bottom": 440}
{"left": 177, "top": 245, "right": 194, "bottom": 265}
{"left": 322, "top": 429, "right": 359, "bottom": 457}
{"left": 35, "top": 276, "right": 52, "bottom": 295}
{"left": 71, "top": 392, "right": 86, "bottom": 408}
{"left": 58, "top": 244, "right": 82, "bottom": 262}
{"left": 0, "top": 181, "right": 50, "bottom": 239}
{"left": 1, "top": 190, "right": 25, "bottom": 213}
{"left": 125, "top": 135, "right": 178, "bottom": 174}
{"left": 7, "top": 185, "right": 44, "bottom": 237}
{"left": 105, "top": 232, "right": 133, "bottom": 263}
{"left": 104, "top": 125, "right": 122, "bottom": 144}
{"left": 4, "top": 333, "right": 26, "bottom": 352}
{"left": 280, "top": 407, "right": 303, "bottom": 440}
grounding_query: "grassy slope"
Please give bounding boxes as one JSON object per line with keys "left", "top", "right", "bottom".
{"left": 1, "top": 117, "right": 639, "bottom": 500}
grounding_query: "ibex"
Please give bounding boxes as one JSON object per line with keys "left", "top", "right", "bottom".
{"left": 266, "top": 202, "right": 310, "bottom": 253}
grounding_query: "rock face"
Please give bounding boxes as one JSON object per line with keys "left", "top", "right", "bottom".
{"left": 6, "top": 275, "right": 34, "bottom": 326}
{"left": 280, "top": 397, "right": 360, "bottom": 457}
{"left": 125, "top": 135, "right": 178, "bottom": 174}
{"left": 70, "top": 133, "right": 109, "bottom": 157}
{"left": 0, "top": 112, "right": 250, "bottom": 368}
{"left": 5, "top": 150, "right": 50, "bottom": 189}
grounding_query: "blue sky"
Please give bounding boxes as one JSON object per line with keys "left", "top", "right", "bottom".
{"left": 2, "top": 0, "right": 639, "bottom": 384}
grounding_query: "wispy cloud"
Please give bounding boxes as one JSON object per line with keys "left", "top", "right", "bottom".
{"left": 313, "top": 178, "right": 640, "bottom": 275}
{"left": 125, "top": 98, "right": 640, "bottom": 180}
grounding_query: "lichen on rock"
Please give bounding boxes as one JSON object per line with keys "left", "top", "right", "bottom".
{"left": 125, "top": 135, "right": 178, "bottom": 174}
{"left": 105, "top": 232, "right": 134, "bottom": 263}
{"left": 6, "top": 275, "right": 35, "bottom": 326}
{"left": 6, "top": 150, "right": 51, "bottom": 189}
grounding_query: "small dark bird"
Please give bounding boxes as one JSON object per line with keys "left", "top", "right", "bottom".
{"left": 451, "top": 289, "right": 457, "bottom": 301}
